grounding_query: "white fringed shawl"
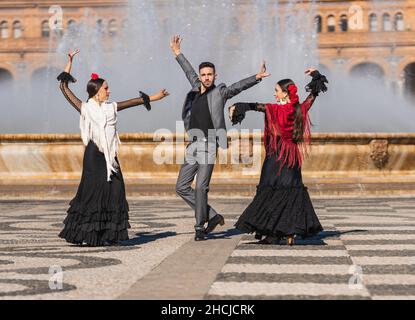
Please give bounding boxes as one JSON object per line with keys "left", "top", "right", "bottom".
{"left": 80, "top": 99, "right": 121, "bottom": 182}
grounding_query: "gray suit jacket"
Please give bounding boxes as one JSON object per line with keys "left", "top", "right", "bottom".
{"left": 176, "top": 53, "right": 261, "bottom": 148}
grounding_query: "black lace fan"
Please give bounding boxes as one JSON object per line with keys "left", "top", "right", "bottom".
{"left": 305, "top": 70, "right": 328, "bottom": 96}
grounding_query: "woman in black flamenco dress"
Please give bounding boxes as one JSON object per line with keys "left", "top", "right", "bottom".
{"left": 229, "top": 68, "right": 328, "bottom": 245}
{"left": 57, "top": 49, "right": 169, "bottom": 246}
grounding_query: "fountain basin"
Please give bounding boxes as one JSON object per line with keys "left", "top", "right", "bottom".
{"left": 0, "top": 133, "right": 414, "bottom": 198}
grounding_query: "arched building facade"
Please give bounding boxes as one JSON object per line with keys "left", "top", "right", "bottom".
{"left": 1, "top": 0, "right": 415, "bottom": 99}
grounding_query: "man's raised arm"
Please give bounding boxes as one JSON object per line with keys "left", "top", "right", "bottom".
{"left": 220, "top": 61, "right": 270, "bottom": 100}
{"left": 170, "top": 35, "right": 201, "bottom": 89}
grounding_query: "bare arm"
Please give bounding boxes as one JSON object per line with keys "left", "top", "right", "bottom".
{"left": 170, "top": 35, "right": 200, "bottom": 88}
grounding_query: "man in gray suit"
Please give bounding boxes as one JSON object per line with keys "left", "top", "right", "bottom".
{"left": 170, "top": 35, "right": 270, "bottom": 241}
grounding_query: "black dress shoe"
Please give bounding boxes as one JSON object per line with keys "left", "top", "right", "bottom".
{"left": 205, "top": 214, "right": 225, "bottom": 234}
{"left": 194, "top": 230, "right": 206, "bottom": 241}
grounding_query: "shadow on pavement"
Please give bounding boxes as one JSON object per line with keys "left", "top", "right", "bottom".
{"left": 239, "top": 229, "right": 368, "bottom": 246}
{"left": 206, "top": 228, "right": 243, "bottom": 240}
{"left": 121, "top": 231, "right": 177, "bottom": 246}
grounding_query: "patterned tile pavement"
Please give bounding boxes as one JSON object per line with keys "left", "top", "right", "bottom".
{"left": 0, "top": 197, "right": 414, "bottom": 300}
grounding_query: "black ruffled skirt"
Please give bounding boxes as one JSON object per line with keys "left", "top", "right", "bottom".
{"left": 235, "top": 152, "right": 323, "bottom": 238}
{"left": 59, "top": 141, "right": 130, "bottom": 246}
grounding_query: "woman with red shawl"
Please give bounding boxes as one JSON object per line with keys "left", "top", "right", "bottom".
{"left": 229, "top": 68, "right": 328, "bottom": 245}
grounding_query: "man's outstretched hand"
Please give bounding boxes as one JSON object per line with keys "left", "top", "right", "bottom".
{"left": 256, "top": 61, "right": 271, "bottom": 80}
{"left": 170, "top": 35, "right": 182, "bottom": 57}
{"left": 151, "top": 89, "right": 170, "bottom": 102}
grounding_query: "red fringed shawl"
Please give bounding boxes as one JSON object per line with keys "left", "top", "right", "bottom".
{"left": 264, "top": 85, "right": 314, "bottom": 172}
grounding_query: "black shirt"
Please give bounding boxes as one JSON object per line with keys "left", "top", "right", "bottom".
{"left": 189, "top": 86, "right": 215, "bottom": 138}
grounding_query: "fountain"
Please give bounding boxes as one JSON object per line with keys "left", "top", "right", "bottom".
{"left": 0, "top": 0, "right": 414, "bottom": 198}
{"left": 1, "top": 0, "right": 414, "bottom": 133}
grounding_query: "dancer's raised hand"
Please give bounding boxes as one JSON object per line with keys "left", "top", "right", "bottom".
{"left": 151, "top": 89, "right": 170, "bottom": 102}
{"left": 68, "top": 49, "right": 80, "bottom": 60}
{"left": 256, "top": 61, "right": 271, "bottom": 80}
{"left": 305, "top": 68, "right": 317, "bottom": 75}
{"left": 170, "top": 35, "right": 182, "bottom": 57}
{"left": 65, "top": 49, "right": 80, "bottom": 74}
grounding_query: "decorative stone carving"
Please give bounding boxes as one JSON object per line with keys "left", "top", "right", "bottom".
{"left": 370, "top": 139, "right": 389, "bottom": 169}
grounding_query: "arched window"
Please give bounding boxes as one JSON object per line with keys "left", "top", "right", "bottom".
{"left": 350, "top": 62, "right": 385, "bottom": 82}
{"left": 0, "top": 21, "right": 8, "bottom": 39}
{"left": 315, "top": 15, "right": 322, "bottom": 33}
{"left": 395, "top": 13, "right": 404, "bottom": 31}
{"left": 340, "top": 14, "right": 348, "bottom": 32}
{"left": 0, "top": 68, "right": 13, "bottom": 94}
{"left": 404, "top": 62, "right": 415, "bottom": 99}
{"left": 383, "top": 13, "right": 392, "bottom": 31}
{"left": 13, "top": 21, "right": 23, "bottom": 39}
{"left": 0, "top": 68, "right": 13, "bottom": 86}
{"left": 41, "top": 20, "right": 50, "bottom": 38}
{"left": 31, "top": 66, "right": 61, "bottom": 88}
{"left": 327, "top": 15, "right": 336, "bottom": 32}
{"left": 108, "top": 19, "right": 117, "bottom": 37}
{"left": 369, "top": 13, "right": 377, "bottom": 32}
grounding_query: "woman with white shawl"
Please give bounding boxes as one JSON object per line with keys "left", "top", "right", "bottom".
{"left": 57, "top": 49, "right": 169, "bottom": 246}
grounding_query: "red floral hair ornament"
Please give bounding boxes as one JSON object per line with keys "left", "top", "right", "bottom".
{"left": 287, "top": 84, "right": 299, "bottom": 105}
{"left": 91, "top": 73, "right": 99, "bottom": 80}
{"left": 288, "top": 84, "right": 298, "bottom": 96}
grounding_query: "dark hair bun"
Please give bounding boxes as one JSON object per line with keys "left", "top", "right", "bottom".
{"left": 87, "top": 78, "right": 105, "bottom": 100}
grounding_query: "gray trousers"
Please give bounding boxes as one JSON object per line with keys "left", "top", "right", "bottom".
{"left": 176, "top": 141, "right": 219, "bottom": 231}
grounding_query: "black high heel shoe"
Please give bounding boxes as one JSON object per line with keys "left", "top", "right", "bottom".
{"left": 255, "top": 233, "right": 263, "bottom": 240}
